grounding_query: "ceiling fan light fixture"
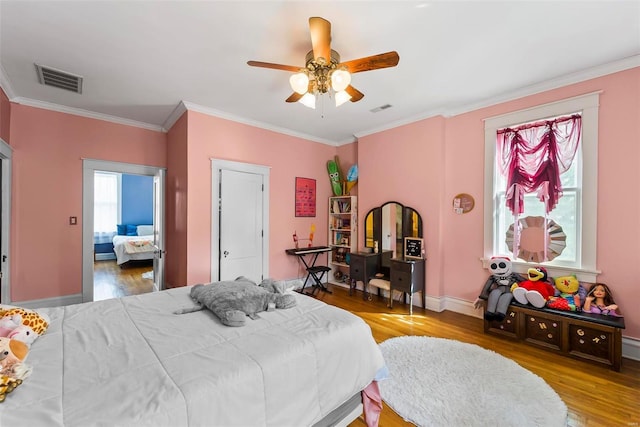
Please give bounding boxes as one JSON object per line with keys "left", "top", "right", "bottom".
{"left": 334, "top": 90, "right": 352, "bottom": 107}
{"left": 330, "top": 69, "right": 351, "bottom": 92}
{"left": 289, "top": 72, "right": 310, "bottom": 95}
{"left": 299, "top": 92, "right": 316, "bottom": 109}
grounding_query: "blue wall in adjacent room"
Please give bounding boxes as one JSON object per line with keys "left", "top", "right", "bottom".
{"left": 122, "top": 174, "right": 153, "bottom": 225}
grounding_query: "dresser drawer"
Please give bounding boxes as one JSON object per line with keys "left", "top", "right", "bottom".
{"left": 390, "top": 259, "right": 425, "bottom": 294}
{"left": 349, "top": 253, "right": 379, "bottom": 283}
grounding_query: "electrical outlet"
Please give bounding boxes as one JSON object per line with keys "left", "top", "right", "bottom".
{"left": 69, "top": 216, "right": 77, "bottom": 225}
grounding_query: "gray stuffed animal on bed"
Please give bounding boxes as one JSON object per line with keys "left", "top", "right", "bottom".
{"left": 174, "top": 277, "right": 296, "bottom": 327}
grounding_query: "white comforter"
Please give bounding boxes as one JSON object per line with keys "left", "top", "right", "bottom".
{"left": 0, "top": 287, "right": 384, "bottom": 427}
{"left": 112, "top": 234, "right": 155, "bottom": 265}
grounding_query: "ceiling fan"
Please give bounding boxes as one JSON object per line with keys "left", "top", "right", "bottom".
{"left": 247, "top": 17, "right": 400, "bottom": 109}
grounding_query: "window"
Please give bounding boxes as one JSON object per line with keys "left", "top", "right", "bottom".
{"left": 484, "top": 92, "right": 600, "bottom": 281}
{"left": 94, "top": 171, "right": 121, "bottom": 244}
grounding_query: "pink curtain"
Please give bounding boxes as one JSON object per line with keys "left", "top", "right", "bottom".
{"left": 497, "top": 114, "right": 581, "bottom": 260}
{"left": 498, "top": 114, "right": 581, "bottom": 214}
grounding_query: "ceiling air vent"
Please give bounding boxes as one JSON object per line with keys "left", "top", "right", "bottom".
{"left": 35, "top": 64, "right": 83, "bottom": 94}
{"left": 370, "top": 104, "right": 392, "bottom": 113}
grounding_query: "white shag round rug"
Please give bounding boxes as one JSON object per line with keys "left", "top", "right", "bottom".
{"left": 379, "top": 336, "right": 567, "bottom": 427}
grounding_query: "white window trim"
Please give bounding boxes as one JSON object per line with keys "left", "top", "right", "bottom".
{"left": 483, "top": 91, "right": 601, "bottom": 282}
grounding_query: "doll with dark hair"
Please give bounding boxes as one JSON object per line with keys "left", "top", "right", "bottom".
{"left": 583, "top": 283, "right": 622, "bottom": 316}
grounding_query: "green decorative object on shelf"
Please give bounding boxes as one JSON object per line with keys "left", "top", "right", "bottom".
{"left": 327, "top": 159, "right": 342, "bottom": 196}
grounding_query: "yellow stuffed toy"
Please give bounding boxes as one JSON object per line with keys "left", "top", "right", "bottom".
{"left": 0, "top": 376, "right": 22, "bottom": 403}
{"left": 0, "top": 306, "right": 49, "bottom": 347}
{"left": 546, "top": 275, "right": 585, "bottom": 311}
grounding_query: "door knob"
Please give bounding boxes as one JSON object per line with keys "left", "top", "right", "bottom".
{"left": 223, "top": 250, "right": 229, "bottom": 258}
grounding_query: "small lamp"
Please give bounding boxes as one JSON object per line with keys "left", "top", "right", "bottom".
{"left": 299, "top": 92, "right": 316, "bottom": 109}
{"left": 334, "top": 90, "right": 352, "bottom": 107}
{"left": 330, "top": 69, "right": 351, "bottom": 92}
{"left": 289, "top": 72, "right": 309, "bottom": 95}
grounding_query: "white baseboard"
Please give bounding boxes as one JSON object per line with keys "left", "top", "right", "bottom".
{"left": 10, "top": 293, "right": 83, "bottom": 309}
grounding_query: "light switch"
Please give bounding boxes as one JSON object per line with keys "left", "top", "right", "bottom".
{"left": 70, "top": 216, "right": 77, "bottom": 225}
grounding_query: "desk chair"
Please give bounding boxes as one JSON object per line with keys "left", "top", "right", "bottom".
{"left": 301, "top": 266, "right": 332, "bottom": 295}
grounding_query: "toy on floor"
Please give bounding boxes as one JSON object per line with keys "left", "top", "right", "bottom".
{"left": 510, "top": 267, "right": 555, "bottom": 308}
{"left": 583, "top": 283, "right": 622, "bottom": 316}
{"left": 474, "top": 257, "right": 523, "bottom": 322}
{"left": 547, "top": 275, "right": 585, "bottom": 311}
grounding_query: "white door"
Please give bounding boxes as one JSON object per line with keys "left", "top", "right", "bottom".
{"left": 152, "top": 169, "right": 165, "bottom": 291}
{"left": 219, "top": 169, "right": 263, "bottom": 282}
{"left": 211, "top": 159, "right": 269, "bottom": 283}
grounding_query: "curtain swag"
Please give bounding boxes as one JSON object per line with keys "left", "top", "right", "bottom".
{"left": 497, "top": 114, "right": 581, "bottom": 260}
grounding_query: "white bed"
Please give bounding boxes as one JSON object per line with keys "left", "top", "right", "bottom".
{"left": 0, "top": 286, "right": 385, "bottom": 426}
{"left": 112, "top": 234, "right": 155, "bottom": 265}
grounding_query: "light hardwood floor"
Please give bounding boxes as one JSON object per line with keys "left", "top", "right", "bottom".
{"left": 312, "top": 285, "right": 639, "bottom": 427}
{"left": 91, "top": 271, "right": 640, "bottom": 426}
{"left": 93, "top": 259, "right": 154, "bottom": 301}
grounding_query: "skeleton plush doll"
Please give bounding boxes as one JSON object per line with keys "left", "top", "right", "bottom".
{"left": 475, "top": 257, "right": 523, "bottom": 322}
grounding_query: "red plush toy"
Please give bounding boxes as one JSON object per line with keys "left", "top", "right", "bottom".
{"left": 510, "top": 267, "right": 555, "bottom": 308}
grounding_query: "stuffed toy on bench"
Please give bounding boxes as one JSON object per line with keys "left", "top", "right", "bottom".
{"left": 174, "top": 277, "right": 296, "bottom": 326}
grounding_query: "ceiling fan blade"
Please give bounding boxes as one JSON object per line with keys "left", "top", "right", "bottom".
{"left": 286, "top": 92, "right": 303, "bottom": 103}
{"left": 309, "top": 17, "right": 331, "bottom": 64}
{"left": 247, "top": 60, "right": 301, "bottom": 72}
{"left": 340, "top": 51, "right": 400, "bottom": 74}
{"left": 345, "top": 85, "right": 364, "bottom": 102}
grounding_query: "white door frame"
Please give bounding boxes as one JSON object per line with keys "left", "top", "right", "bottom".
{"left": 210, "top": 159, "right": 270, "bottom": 283}
{"left": 82, "top": 159, "right": 166, "bottom": 302}
{"left": 0, "top": 138, "right": 11, "bottom": 304}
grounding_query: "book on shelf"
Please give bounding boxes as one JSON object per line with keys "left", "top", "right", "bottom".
{"left": 331, "top": 199, "right": 352, "bottom": 214}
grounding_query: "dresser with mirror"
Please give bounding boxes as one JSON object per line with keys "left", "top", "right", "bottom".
{"left": 349, "top": 201, "right": 425, "bottom": 313}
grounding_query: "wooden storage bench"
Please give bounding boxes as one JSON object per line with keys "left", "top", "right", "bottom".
{"left": 483, "top": 302, "right": 625, "bottom": 371}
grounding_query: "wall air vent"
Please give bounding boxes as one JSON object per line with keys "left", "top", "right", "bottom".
{"left": 35, "top": 64, "right": 83, "bottom": 94}
{"left": 370, "top": 104, "right": 392, "bottom": 113}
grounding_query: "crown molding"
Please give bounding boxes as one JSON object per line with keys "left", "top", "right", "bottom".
{"left": 355, "top": 55, "right": 640, "bottom": 140}
{"left": 0, "top": 63, "right": 17, "bottom": 100}
{"left": 10, "top": 97, "right": 165, "bottom": 132}
{"left": 177, "top": 101, "right": 338, "bottom": 146}
{"left": 162, "top": 101, "right": 188, "bottom": 132}
{"left": 3, "top": 55, "right": 638, "bottom": 144}
{"left": 443, "top": 54, "right": 640, "bottom": 118}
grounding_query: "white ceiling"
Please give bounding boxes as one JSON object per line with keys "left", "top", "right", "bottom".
{"left": 1, "top": 1, "right": 639, "bottom": 145}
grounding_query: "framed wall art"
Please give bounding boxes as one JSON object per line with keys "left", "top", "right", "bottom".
{"left": 295, "top": 177, "right": 316, "bottom": 217}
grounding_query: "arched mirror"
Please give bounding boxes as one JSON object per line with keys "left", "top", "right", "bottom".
{"left": 364, "top": 201, "right": 423, "bottom": 259}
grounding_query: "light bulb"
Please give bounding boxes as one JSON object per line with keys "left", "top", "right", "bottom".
{"left": 289, "top": 72, "right": 309, "bottom": 95}
{"left": 335, "top": 90, "right": 352, "bottom": 107}
{"left": 330, "top": 69, "right": 351, "bottom": 92}
{"left": 299, "top": 93, "right": 316, "bottom": 109}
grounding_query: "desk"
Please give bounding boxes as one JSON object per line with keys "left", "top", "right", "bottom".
{"left": 285, "top": 246, "right": 332, "bottom": 295}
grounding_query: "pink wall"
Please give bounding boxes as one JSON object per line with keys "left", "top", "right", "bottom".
{"left": 358, "top": 116, "right": 446, "bottom": 296}
{"left": 8, "top": 104, "right": 166, "bottom": 301}
{"left": 358, "top": 68, "right": 640, "bottom": 339}
{"left": 1, "top": 67, "right": 637, "bottom": 340}
{"left": 174, "top": 111, "right": 339, "bottom": 287}
{"left": 0, "top": 88, "right": 10, "bottom": 142}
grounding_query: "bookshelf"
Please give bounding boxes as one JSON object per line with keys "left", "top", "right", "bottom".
{"left": 328, "top": 196, "right": 357, "bottom": 286}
